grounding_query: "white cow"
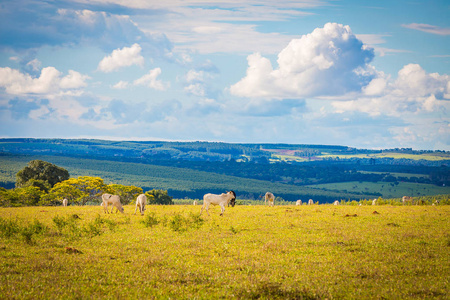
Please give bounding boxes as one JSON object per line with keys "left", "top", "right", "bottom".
{"left": 200, "top": 191, "right": 236, "bottom": 216}
{"left": 308, "top": 199, "right": 314, "bottom": 205}
{"left": 265, "top": 192, "right": 275, "bottom": 207}
{"left": 101, "top": 193, "right": 124, "bottom": 214}
{"left": 134, "top": 194, "right": 147, "bottom": 215}
{"left": 296, "top": 199, "right": 302, "bottom": 206}
{"left": 372, "top": 198, "right": 377, "bottom": 205}
{"left": 333, "top": 200, "right": 340, "bottom": 205}
{"left": 62, "top": 198, "right": 68, "bottom": 207}
{"left": 402, "top": 196, "right": 413, "bottom": 205}
{"left": 193, "top": 200, "right": 198, "bottom": 205}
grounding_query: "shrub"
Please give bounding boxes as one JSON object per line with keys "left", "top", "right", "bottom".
{"left": 141, "top": 213, "right": 159, "bottom": 228}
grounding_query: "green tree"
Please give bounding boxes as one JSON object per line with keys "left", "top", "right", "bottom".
{"left": 15, "top": 186, "right": 44, "bottom": 206}
{"left": 44, "top": 176, "right": 108, "bottom": 205}
{"left": 16, "top": 160, "right": 69, "bottom": 190}
{"left": 0, "top": 188, "right": 18, "bottom": 207}
{"left": 107, "top": 184, "right": 143, "bottom": 205}
{"left": 145, "top": 189, "right": 173, "bottom": 205}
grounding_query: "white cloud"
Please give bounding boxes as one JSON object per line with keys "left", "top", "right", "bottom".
{"left": 98, "top": 43, "right": 144, "bottom": 72}
{"left": 112, "top": 81, "right": 129, "bottom": 89}
{"left": 26, "top": 59, "right": 42, "bottom": 72}
{"left": 184, "top": 84, "right": 205, "bottom": 97}
{"left": 133, "top": 68, "right": 170, "bottom": 90}
{"left": 230, "top": 23, "right": 375, "bottom": 99}
{"left": 393, "top": 64, "right": 449, "bottom": 98}
{"left": 0, "top": 67, "right": 89, "bottom": 95}
{"left": 402, "top": 23, "right": 450, "bottom": 36}
{"left": 332, "top": 64, "right": 450, "bottom": 117}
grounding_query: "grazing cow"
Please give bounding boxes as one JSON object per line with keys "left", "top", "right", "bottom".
{"left": 134, "top": 194, "right": 147, "bottom": 215}
{"left": 296, "top": 199, "right": 302, "bottom": 206}
{"left": 402, "top": 196, "right": 413, "bottom": 205}
{"left": 101, "top": 193, "right": 124, "bottom": 214}
{"left": 193, "top": 200, "right": 198, "bottom": 205}
{"left": 372, "top": 198, "right": 377, "bottom": 205}
{"left": 333, "top": 200, "right": 340, "bottom": 205}
{"left": 308, "top": 199, "right": 314, "bottom": 205}
{"left": 62, "top": 198, "right": 68, "bottom": 207}
{"left": 265, "top": 192, "right": 275, "bottom": 207}
{"left": 200, "top": 191, "right": 236, "bottom": 216}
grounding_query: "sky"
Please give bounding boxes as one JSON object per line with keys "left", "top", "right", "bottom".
{"left": 0, "top": 0, "right": 449, "bottom": 150}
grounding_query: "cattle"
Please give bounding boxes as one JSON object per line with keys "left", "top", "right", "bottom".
{"left": 193, "top": 200, "right": 198, "bottom": 205}
{"left": 265, "top": 192, "right": 275, "bottom": 207}
{"left": 308, "top": 199, "right": 314, "bottom": 205}
{"left": 333, "top": 200, "right": 340, "bottom": 205}
{"left": 62, "top": 198, "right": 68, "bottom": 207}
{"left": 372, "top": 198, "right": 377, "bottom": 205}
{"left": 101, "top": 193, "right": 124, "bottom": 214}
{"left": 134, "top": 194, "right": 147, "bottom": 215}
{"left": 200, "top": 191, "right": 236, "bottom": 216}
{"left": 402, "top": 196, "right": 413, "bottom": 205}
{"left": 296, "top": 199, "right": 302, "bottom": 206}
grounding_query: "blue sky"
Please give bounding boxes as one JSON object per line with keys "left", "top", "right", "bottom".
{"left": 0, "top": 0, "right": 449, "bottom": 150}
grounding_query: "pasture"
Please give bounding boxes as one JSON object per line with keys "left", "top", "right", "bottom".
{"left": 0, "top": 204, "right": 449, "bottom": 299}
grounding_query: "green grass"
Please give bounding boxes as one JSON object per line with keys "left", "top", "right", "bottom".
{"left": 306, "top": 181, "right": 450, "bottom": 198}
{"left": 0, "top": 205, "right": 449, "bottom": 299}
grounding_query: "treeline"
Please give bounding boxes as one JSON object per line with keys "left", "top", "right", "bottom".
{"left": 0, "top": 159, "right": 174, "bottom": 207}
{"left": 1, "top": 138, "right": 448, "bottom": 166}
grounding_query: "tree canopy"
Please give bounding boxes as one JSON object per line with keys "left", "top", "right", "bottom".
{"left": 16, "top": 160, "right": 69, "bottom": 191}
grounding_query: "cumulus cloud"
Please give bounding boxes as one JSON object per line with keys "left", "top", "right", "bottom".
{"left": 402, "top": 23, "right": 450, "bottom": 36}
{"left": 230, "top": 23, "right": 375, "bottom": 99}
{"left": 98, "top": 43, "right": 144, "bottom": 72}
{"left": 332, "top": 64, "right": 450, "bottom": 116}
{"left": 0, "top": 67, "right": 89, "bottom": 95}
{"left": 133, "top": 68, "right": 170, "bottom": 90}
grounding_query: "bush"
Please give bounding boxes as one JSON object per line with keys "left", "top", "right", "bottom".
{"left": 141, "top": 213, "right": 159, "bottom": 228}
{"left": 167, "top": 213, "right": 204, "bottom": 232}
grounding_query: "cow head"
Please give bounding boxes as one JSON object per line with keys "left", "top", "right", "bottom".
{"left": 229, "top": 191, "right": 236, "bottom": 207}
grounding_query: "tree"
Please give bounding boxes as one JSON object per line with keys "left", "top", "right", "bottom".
{"left": 16, "top": 160, "right": 69, "bottom": 190}
{"left": 44, "top": 176, "right": 108, "bottom": 205}
{"left": 145, "top": 189, "right": 173, "bottom": 205}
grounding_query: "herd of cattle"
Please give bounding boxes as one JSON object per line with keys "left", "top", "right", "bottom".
{"left": 59, "top": 192, "right": 435, "bottom": 216}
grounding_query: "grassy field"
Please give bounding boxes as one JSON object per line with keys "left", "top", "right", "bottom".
{"left": 306, "top": 181, "right": 450, "bottom": 199}
{"left": 1, "top": 204, "right": 449, "bottom": 299}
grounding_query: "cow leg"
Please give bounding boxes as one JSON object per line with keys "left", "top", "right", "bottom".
{"left": 219, "top": 203, "right": 225, "bottom": 216}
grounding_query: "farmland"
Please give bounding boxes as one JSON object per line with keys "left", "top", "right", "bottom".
{"left": 306, "top": 181, "right": 450, "bottom": 199}
{"left": 0, "top": 204, "right": 449, "bottom": 299}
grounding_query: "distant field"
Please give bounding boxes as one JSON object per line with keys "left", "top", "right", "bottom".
{"left": 359, "top": 171, "right": 429, "bottom": 179}
{"left": 306, "top": 181, "right": 450, "bottom": 199}
{"left": 320, "top": 152, "right": 450, "bottom": 161}
{"left": 0, "top": 205, "right": 448, "bottom": 299}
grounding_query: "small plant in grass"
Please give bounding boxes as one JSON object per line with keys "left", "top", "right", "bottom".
{"left": 167, "top": 212, "right": 204, "bottom": 232}
{"left": 52, "top": 215, "right": 68, "bottom": 233}
{"left": 141, "top": 212, "right": 159, "bottom": 228}
{"left": 0, "top": 217, "right": 47, "bottom": 244}
{"left": 0, "top": 217, "right": 21, "bottom": 237}
{"left": 169, "top": 213, "right": 186, "bottom": 232}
